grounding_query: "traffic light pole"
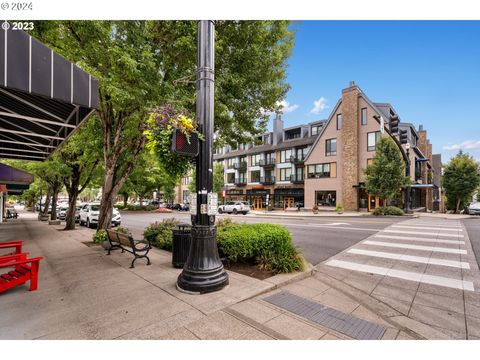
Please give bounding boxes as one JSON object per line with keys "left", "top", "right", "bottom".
{"left": 177, "top": 20, "right": 229, "bottom": 294}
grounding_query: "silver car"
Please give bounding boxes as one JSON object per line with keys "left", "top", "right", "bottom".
{"left": 466, "top": 202, "right": 480, "bottom": 215}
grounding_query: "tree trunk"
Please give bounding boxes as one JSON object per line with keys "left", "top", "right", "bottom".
{"left": 42, "top": 188, "right": 52, "bottom": 217}
{"left": 50, "top": 186, "right": 59, "bottom": 221}
{"left": 455, "top": 197, "right": 462, "bottom": 214}
{"left": 98, "top": 170, "right": 115, "bottom": 230}
{"left": 64, "top": 188, "right": 79, "bottom": 230}
{"left": 123, "top": 193, "right": 128, "bottom": 207}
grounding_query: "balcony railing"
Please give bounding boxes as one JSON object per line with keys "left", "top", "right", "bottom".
{"left": 290, "top": 155, "right": 306, "bottom": 164}
{"left": 290, "top": 174, "right": 304, "bottom": 183}
{"left": 259, "top": 158, "right": 276, "bottom": 167}
{"left": 234, "top": 178, "right": 247, "bottom": 186}
{"left": 260, "top": 176, "right": 275, "bottom": 185}
{"left": 233, "top": 161, "right": 248, "bottom": 170}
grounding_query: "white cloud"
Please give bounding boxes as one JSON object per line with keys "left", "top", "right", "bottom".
{"left": 443, "top": 140, "right": 480, "bottom": 151}
{"left": 277, "top": 100, "right": 299, "bottom": 113}
{"left": 261, "top": 100, "right": 299, "bottom": 116}
{"left": 310, "top": 97, "right": 328, "bottom": 114}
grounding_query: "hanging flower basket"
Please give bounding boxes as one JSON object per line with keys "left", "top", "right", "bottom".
{"left": 145, "top": 105, "right": 202, "bottom": 179}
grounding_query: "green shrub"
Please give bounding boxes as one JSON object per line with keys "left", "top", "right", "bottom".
{"left": 116, "top": 226, "right": 130, "bottom": 234}
{"left": 115, "top": 205, "right": 125, "bottom": 210}
{"left": 143, "top": 218, "right": 180, "bottom": 250}
{"left": 373, "top": 206, "right": 404, "bottom": 216}
{"left": 92, "top": 229, "right": 108, "bottom": 244}
{"left": 216, "top": 223, "right": 305, "bottom": 274}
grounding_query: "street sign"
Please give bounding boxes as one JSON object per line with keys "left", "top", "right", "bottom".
{"left": 207, "top": 192, "right": 218, "bottom": 215}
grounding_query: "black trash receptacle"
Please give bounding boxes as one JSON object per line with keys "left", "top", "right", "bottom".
{"left": 172, "top": 224, "right": 192, "bottom": 268}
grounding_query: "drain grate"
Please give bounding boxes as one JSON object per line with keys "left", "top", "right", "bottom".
{"left": 263, "top": 291, "right": 386, "bottom": 340}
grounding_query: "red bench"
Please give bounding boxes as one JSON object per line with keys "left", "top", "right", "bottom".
{"left": 0, "top": 240, "right": 24, "bottom": 255}
{"left": 0, "top": 241, "right": 43, "bottom": 293}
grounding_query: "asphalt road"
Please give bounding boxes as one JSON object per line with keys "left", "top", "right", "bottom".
{"left": 463, "top": 217, "right": 480, "bottom": 267}
{"left": 119, "top": 211, "right": 403, "bottom": 265}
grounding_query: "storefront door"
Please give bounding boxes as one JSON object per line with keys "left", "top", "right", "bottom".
{"left": 253, "top": 197, "right": 263, "bottom": 210}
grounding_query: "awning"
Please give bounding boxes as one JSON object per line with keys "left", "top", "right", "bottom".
{"left": 411, "top": 184, "right": 437, "bottom": 189}
{"left": 0, "top": 162, "right": 34, "bottom": 194}
{"left": 0, "top": 24, "right": 99, "bottom": 162}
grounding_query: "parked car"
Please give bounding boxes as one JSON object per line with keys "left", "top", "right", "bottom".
{"left": 171, "top": 203, "right": 189, "bottom": 211}
{"left": 465, "top": 202, "right": 480, "bottom": 215}
{"left": 79, "top": 203, "right": 121, "bottom": 228}
{"left": 75, "top": 205, "right": 82, "bottom": 223}
{"left": 56, "top": 206, "right": 68, "bottom": 220}
{"left": 217, "top": 201, "right": 251, "bottom": 215}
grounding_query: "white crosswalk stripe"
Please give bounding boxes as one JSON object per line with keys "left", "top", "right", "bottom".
{"left": 391, "top": 225, "right": 462, "bottom": 232}
{"left": 347, "top": 248, "right": 470, "bottom": 269}
{"left": 363, "top": 240, "right": 467, "bottom": 254}
{"left": 374, "top": 234, "right": 465, "bottom": 245}
{"left": 381, "top": 229, "right": 464, "bottom": 238}
{"left": 325, "top": 259, "right": 474, "bottom": 291}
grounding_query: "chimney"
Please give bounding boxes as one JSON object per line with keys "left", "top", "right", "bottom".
{"left": 349, "top": 80, "right": 355, "bottom": 87}
{"left": 419, "top": 124, "right": 424, "bottom": 131}
{"left": 273, "top": 112, "right": 284, "bottom": 145}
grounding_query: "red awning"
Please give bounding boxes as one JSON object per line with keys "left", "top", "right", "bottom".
{"left": 0, "top": 184, "right": 7, "bottom": 193}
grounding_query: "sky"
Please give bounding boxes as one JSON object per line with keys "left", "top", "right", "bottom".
{"left": 274, "top": 21, "right": 480, "bottom": 163}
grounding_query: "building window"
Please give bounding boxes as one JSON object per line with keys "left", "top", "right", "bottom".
{"left": 227, "top": 172, "right": 235, "bottom": 184}
{"left": 367, "top": 131, "right": 381, "bottom": 151}
{"left": 238, "top": 172, "right": 247, "bottom": 183}
{"left": 315, "top": 191, "right": 337, "bottom": 207}
{"left": 336, "top": 114, "right": 342, "bottom": 130}
{"left": 182, "top": 190, "right": 190, "bottom": 203}
{"left": 361, "top": 108, "right": 367, "bottom": 125}
{"left": 279, "top": 167, "right": 292, "bottom": 181}
{"left": 325, "top": 139, "right": 337, "bottom": 156}
{"left": 250, "top": 170, "right": 261, "bottom": 183}
{"left": 280, "top": 149, "right": 293, "bottom": 163}
{"left": 307, "top": 163, "right": 336, "bottom": 178}
{"left": 227, "top": 158, "right": 236, "bottom": 169}
{"left": 250, "top": 154, "right": 261, "bottom": 166}
{"left": 311, "top": 125, "right": 321, "bottom": 136}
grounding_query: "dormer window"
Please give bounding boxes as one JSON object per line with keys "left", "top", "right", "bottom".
{"left": 285, "top": 128, "right": 301, "bottom": 140}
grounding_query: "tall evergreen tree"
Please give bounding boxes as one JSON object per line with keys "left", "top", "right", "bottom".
{"left": 364, "top": 137, "right": 410, "bottom": 204}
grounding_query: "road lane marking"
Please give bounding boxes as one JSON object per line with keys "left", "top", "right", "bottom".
{"left": 392, "top": 225, "right": 462, "bottom": 232}
{"left": 347, "top": 248, "right": 470, "bottom": 269}
{"left": 381, "top": 229, "right": 464, "bottom": 238}
{"left": 362, "top": 240, "right": 467, "bottom": 254}
{"left": 325, "top": 259, "right": 474, "bottom": 291}
{"left": 374, "top": 234, "right": 465, "bottom": 245}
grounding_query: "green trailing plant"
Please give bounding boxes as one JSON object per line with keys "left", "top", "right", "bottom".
{"left": 335, "top": 203, "right": 344, "bottom": 213}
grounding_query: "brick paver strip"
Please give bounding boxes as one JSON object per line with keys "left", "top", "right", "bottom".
{"left": 263, "top": 291, "right": 386, "bottom": 340}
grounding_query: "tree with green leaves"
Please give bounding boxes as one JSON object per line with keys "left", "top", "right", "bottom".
{"left": 57, "top": 117, "right": 103, "bottom": 230}
{"left": 188, "top": 162, "right": 224, "bottom": 198}
{"left": 364, "top": 137, "right": 410, "bottom": 205}
{"left": 32, "top": 20, "right": 294, "bottom": 230}
{"left": 443, "top": 151, "right": 480, "bottom": 213}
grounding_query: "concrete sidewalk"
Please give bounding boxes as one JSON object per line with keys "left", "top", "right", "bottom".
{"left": 1, "top": 211, "right": 475, "bottom": 340}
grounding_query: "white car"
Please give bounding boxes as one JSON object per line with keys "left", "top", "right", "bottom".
{"left": 465, "top": 202, "right": 480, "bottom": 215}
{"left": 79, "top": 203, "right": 121, "bottom": 228}
{"left": 218, "top": 201, "right": 251, "bottom": 215}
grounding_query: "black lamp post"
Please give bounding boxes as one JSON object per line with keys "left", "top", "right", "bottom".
{"left": 177, "top": 20, "right": 229, "bottom": 294}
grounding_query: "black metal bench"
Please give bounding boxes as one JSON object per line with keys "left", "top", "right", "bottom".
{"left": 105, "top": 229, "right": 151, "bottom": 268}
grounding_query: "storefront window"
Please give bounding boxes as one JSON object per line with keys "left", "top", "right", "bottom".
{"left": 273, "top": 188, "right": 304, "bottom": 208}
{"left": 315, "top": 191, "right": 336, "bottom": 207}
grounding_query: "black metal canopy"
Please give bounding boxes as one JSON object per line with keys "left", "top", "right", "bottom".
{"left": 0, "top": 24, "right": 99, "bottom": 162}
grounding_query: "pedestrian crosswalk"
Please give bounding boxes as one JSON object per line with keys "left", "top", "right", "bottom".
{"left": 325, "top": 218, "right": 475, "bottom": 292}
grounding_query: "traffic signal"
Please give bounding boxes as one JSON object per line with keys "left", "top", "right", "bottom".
{"left": 399, "top": 129, "right": 408, "bottom": 144}
{"left": 172, "top": 129, "right": 199, "bottom": 157}
{"left": 389, "top": 115, "right": 399, "bottom": 134}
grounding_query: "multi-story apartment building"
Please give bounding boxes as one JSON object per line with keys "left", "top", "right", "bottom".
{"left": 213, "top": 114, "right": 325, "bottom": 210}
{"left": 210, "top": 82, "right": 442, "bottom": 212}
